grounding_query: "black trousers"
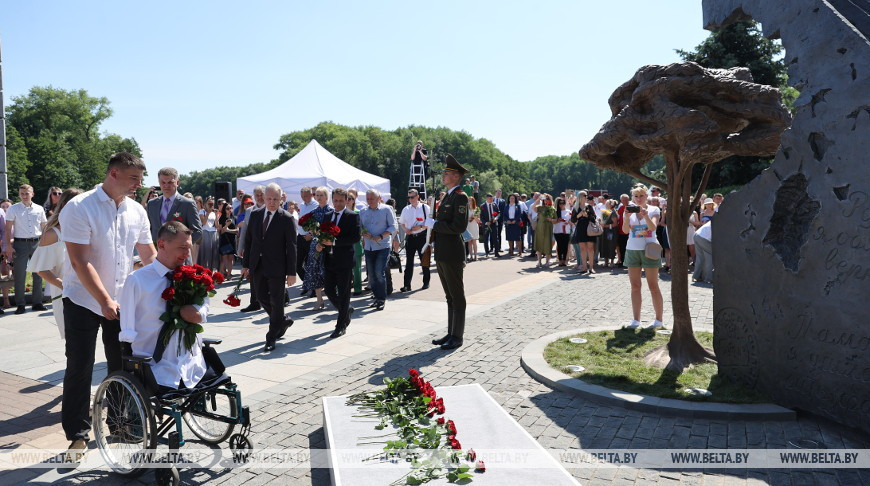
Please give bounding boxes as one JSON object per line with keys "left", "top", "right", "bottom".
{"left": 255, "top": 271, "right": 287, "bottom": 342}
{"left": 436, "top": 260, "right": 466, "bottom": 314}
{"left": 324, "top": 266, "right": 353, "bottom": 328}
{"left": 62, "top": 298, "right": 122, "bottom": 441}
{"left": 296, "top": 235, "right": 311, "bottom": 282}
{"left": 483, "top": 224, "right": 499, "bottom": 254}
{"left": 403, "top": 234, "right": 431, "bottom": 288}
{"left": 555, "top": 233, "right": 571, "bottom": 261}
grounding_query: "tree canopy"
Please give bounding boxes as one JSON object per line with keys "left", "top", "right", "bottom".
{"left": 4, "top": 86, "right": 141, "bottom": 201}
{"left": 677, "top": 21, "right": 797, "bottom": 191}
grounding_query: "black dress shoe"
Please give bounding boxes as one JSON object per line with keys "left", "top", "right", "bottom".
{"left": 421, "top": 283, "right": 429, "bottom": 290}
{"left": 375, "top": 301, "right": 385, "bottom": 311}
{"left": 494, "top": 253, "right": 502, "bottom": 258}
{"left": 276, "top": 318, "right": 294, "bottom": 339}
{"left": 15, "top": 306, "right": 25, "bottom": 315}
{"left": 329, "top": 327, "right": 347, "bottom": 339}
{"left": 264, "top": 341, "right": 276, "bottom": 352}
{"left": 399, "top": 286, "right": 410, "bottom": 292}
{"left": 432, "top": 334, "right": 451, "bottom": 346}
{"left": 241, "top": 303, "right": 261, "bottom": 312}
{"left": 440, "top": 337, "right": 464, "bottom": 350}
{"left": 32, "top": 304, "right": 47, "bottom": 311}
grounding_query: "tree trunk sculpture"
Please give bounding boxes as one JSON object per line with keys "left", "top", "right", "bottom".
{"left": 579, "top": 62, "right": 791, "bottom": 372}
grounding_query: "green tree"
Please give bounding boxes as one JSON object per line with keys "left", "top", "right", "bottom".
{"left": 677, "top": 21, "right": 795, "bottom": 192}
{"left": 3, "top": 125, "right": 31, "bottom": 194}
{"left": 5, "top": 86, "right": 141, "bottom": 200}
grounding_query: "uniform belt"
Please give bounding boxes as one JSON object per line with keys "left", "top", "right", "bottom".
{"left": 407, "top": 232, "right": 426, "bottom": 238}
{"left": 15, "top": 237, "right": 40, "bottom": 242}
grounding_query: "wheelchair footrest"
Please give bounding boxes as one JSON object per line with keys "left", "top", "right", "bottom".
{"left": 168, "top": 431, "right": 180, "bottom": 451}
{"left": 241, "top": 406, "right": 251, "bottom": 427}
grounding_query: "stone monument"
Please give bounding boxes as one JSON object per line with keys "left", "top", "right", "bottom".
{"left": 704, "top": 0, "right": 870, "bottom": 433}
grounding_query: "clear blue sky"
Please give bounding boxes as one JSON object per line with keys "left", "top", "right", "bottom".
{"left": 2, "top": 1, "right": 710, "bottom": 187}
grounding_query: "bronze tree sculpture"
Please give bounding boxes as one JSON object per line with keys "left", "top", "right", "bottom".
{"left": 580, "top": 62, "right": 791, "bottom": 372}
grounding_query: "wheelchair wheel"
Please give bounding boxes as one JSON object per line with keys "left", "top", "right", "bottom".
{"left": 92, "top": 371, "right": 157, "bottom": 476}
{"left": 182, "top": 389, "right": 237, "bottom": 444}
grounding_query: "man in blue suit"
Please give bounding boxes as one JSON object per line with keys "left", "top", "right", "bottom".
{"left": 318, "top": 188, "right": 361, "bottom": 338}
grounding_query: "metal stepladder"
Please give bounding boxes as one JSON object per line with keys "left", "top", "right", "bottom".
{"left": 409, "top": 160, "right": 428, "bottom": 200}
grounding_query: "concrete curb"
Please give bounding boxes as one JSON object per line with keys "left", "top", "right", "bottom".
{"left": 521, "top": 329, "right": 796, "bottom": 421}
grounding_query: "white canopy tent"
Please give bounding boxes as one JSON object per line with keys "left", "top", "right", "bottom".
{"left": 236, "top": 139, "right": 391, "bottom": 202}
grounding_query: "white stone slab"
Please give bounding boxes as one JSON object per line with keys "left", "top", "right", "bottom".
{"left": 323, "top": 383, "right": 579, "bottom": 486}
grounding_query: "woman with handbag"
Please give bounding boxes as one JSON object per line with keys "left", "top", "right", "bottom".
{"left": 622, "top": 184, "right": 664, "bottom": 329}
{"left": 570, "top": 191, "right": 598, "bottom": 274}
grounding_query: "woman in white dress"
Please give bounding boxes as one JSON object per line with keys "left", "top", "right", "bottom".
{"left": 465, "top": 198, "right": 480, "bottom": 262}
{"left": 27, "top": 188, "right": 82, "bottom": 339}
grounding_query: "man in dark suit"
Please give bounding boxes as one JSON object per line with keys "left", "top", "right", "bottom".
{"left": 241, "top": 183, "right": 297, "bottom": 352}
{"left": 479, "top": 193, "right": 502, "bottom": 258}
{"left": 427, "top": 154, "right": 470, "bottom": 350}
{"left": 147, "top": 168, "right": 202, "bottom": 261}
{"left": 317, "top": 188, "right": 361, "bottom": 338}
{"left": 493, "top": 189, "right": 507, "bottom": 254}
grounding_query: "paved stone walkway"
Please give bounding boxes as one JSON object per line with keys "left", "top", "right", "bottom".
{"left": 5, "top": 257, "right": 870, "bottom": 485}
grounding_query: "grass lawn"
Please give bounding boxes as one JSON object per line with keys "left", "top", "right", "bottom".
{"left": 544, "top": 329, "right": 770, "bottom": 404}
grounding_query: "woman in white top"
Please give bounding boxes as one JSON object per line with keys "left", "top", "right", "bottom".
{"left": 552, "top": 197, "right": 574, "bottom": 266}
{"left": 621, "top": 184, "right": 664, "bottom": 329}
{"left": 198, "top": 197, "right": 220, "bottom": 271}
{"left": 465, "top": 198, "right": 480, "bottom": 262}
{"left": 27, "top": 188, "right": 82, "bottom": 339}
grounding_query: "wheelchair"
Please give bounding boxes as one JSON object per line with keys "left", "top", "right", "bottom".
{"left": 91, "top": 338, "right": 252, "bottom": 486}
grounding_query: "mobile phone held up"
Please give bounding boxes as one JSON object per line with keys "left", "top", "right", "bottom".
{"left": 626, "top": 205, "right": 641, "bottom": 213}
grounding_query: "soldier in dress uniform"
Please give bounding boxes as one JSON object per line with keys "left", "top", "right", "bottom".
{"left": 428, "top": 154, "right": 470, "bottom": 350}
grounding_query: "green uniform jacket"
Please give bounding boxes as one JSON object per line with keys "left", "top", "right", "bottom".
{"left": 433, "top": 188, "right": 469, "bottom": 262}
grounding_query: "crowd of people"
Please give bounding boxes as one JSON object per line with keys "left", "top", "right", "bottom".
{"left": 0, "top": 147, "right": 726, "bottom": 463}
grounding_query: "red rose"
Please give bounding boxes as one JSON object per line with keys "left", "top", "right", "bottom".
{"left": 437, "top": 417, "right": 445, "bottom": 425}
{"left": 213, "top": 272, "right": 225, "bottom": 284}
{"left": 446, "top": 419, "right": 456, "bottom": 435}
{"left": 223, "top": 294, "right": 241, "bottom": 307}
{"left": 408, "top": 368, "right": 419, "bottom": 378}
{"left": 475, "top": 460, "right": 485, "bottom": 472}
{"left": 467, "top": 449, "right": 476, "bottom": 462}
{"left": 172, "top": 271, "right": 184, "bottom": 281}
{"left": 450, "top": 438, "right": 462, "bottom": 450}
{"left": 416, "top": 217, "right": 424, "bottom": 221}
{"left": 161, "top": 287, "right": 176, "bottom": 301}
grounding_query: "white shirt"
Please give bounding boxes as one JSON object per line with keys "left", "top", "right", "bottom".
{"left": 298, "top": 199, "right": 319, "bottom": 236}
{"left": 202, "top": 211, "right": 217, "bottom": 231}
{"left": 528, "top": 199, "right": 540, "bottom": 221}
{"left": 118, "top": 259, "right": 209, "bottom": 389}
{"left": 696, "top": 220, "right": 713, "bottom": 241}
{"left": 60, "top": 184, "right": 152, "bottom": 316}
{"left": 554, "top": 209, "right": 572, "bottom": 234}
{"left": 7, "top": 201, "right": 47, "bottom": 238}
{"left": 399, "top": 203, "right": 430, "bottom": 235}
{"left": 626, "top": 205, "right": 661, "bottom": 251}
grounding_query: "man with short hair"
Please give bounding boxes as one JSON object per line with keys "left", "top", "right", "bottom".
{"left": 462, "top": 179, "right": 474, "bottom": 198}
{"left": 60, "top": 152, "right": 157, "bottom": 462}
{"left": 493, "top": 189, "right": 507, "bottom": 253}
{"left": 479, "top": 193, "right": 502, "bottom": 258}
{"left": 318, "top": 188, "right": 360, "bottom": 338}
{"left": 297, "top": 187, "right": 318, "bottom": 293}
{"left": 399, "top": 188, "right": 431, "bottom": 292}
{"left": 147, "top": 167, "right": 202, "bottom": 262}
{"left": 232, "top": 188, "right": 244, "bottom": 214}
{"left": 238, "top": 186, "right": 266, "bottom": 312}
{"left": 713, "top": 193, "right": 724, "bottom": 211}
{"left": 119, "top": 221, "right": 211, "bottom": 390}
{"left": 242, "top": 184, "right": 297, "bottom": 352}
{"left": 360, "top": 189, "right": 396, "bottom": 311}
{"left": 428, "top": 155, "right": 470, "bottom": 350}
{"left": 4, "top": 184, "right": 48, "bottom": 314}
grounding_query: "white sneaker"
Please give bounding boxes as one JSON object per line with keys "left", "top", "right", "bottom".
{"left": 646, "top": 320, "right": 664, "bottom": 329}
{"left": 626, "top": 320, "right": 641, "bottom": 329}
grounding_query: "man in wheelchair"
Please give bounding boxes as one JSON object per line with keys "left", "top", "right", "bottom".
{"left": 92, "top": 222, "right": 249, "bottom": 483}
{"left": 118, "top": 221, "right": 215, "bottom": 392}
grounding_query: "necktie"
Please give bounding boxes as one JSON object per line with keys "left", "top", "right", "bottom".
{"left": 262, "top": 211, "right": 272, "bottom": 236}
{"left": 160, "top": 197, "right": 172, "bottom": 224}
{"left": 153, "top": 271, "right": 175, "bottom": 363}
{"left": 333, "top": 212, "right": 338, "bottom": 223}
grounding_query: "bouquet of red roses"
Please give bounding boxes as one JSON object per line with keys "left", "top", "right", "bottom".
{"left": 298, "top": 213, "right": 320, "bottom": 235}
{"left": 314, "top": 220, "right": 341, "bottom": 259}
{"left": 160, "top": 264, "right": 224, "bottom": 352}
